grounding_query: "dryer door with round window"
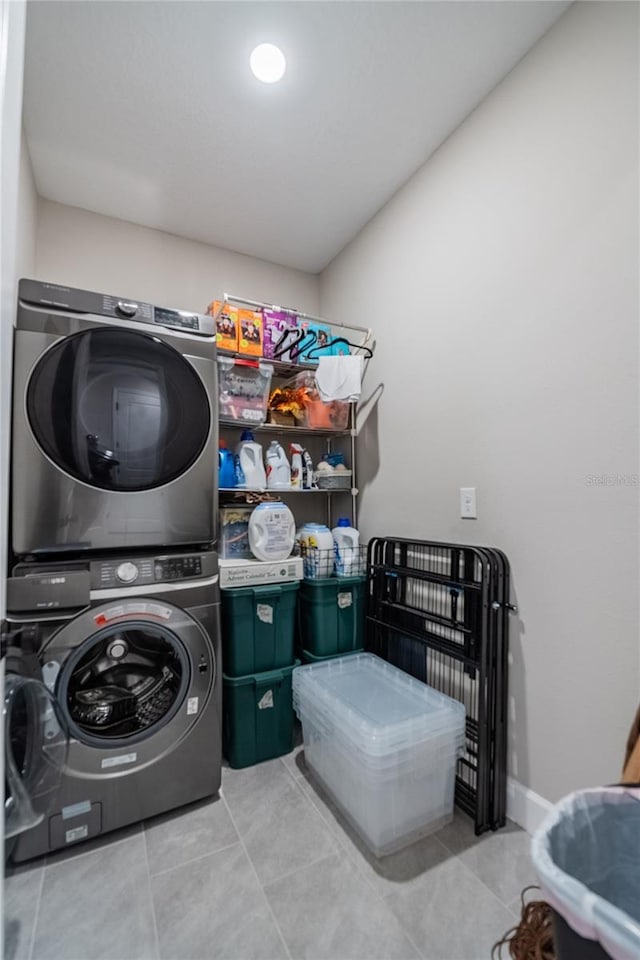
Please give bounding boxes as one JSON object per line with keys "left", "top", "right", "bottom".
{"left": 27, "top": 328, "right": 211, "bottom": 492}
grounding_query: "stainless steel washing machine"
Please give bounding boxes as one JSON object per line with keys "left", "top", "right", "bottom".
{"left": 5, "top": 549, "right": 222, "bottom": 862}
{"left": 11, "top": 279, "right": 218, "bottom": 557}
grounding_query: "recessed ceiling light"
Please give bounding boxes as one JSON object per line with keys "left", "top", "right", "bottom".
{"left": 250, "top": 43, "right": 286, "bottom": 84}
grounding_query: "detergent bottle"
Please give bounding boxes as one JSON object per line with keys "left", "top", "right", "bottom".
{"left": 266, "top": 441, "right": 291, "bottom": 490}
{"left": 235, "top": 430, "right": 266, "bottom": 489}
{"left": 290, "top": 444, "right": 304, "bottom": 489}
{"left": 218, "top": 439, "right": 237, "bottom": 489}
{"left": 332, "top": 518, "right": 360, "bottom": 577}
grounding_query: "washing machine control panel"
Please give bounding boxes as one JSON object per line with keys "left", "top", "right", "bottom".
{"left": 154, "top": 557, "right": 203, "bottom": 581}
{"left": 94, "top": 554, "right": 207, "bottom": 589}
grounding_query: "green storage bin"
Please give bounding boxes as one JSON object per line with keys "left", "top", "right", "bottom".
{"left": 223, "top": 662, "right": 298, "bottom": 769}
{"left": 300, "top": 647, "right": 364, "bottom": 663}
{"left": 298, "top": 575, "right": 366, "bottom": 658}
{"left": 221, "top": 581, "right": 299, "bottom": 676}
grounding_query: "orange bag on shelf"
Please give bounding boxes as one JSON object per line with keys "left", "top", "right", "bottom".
{"left": 238, "top": 309, "right": 263, "bottom": 357}
{"left": 208, "top": 301, "right": 239, "bottom": 352}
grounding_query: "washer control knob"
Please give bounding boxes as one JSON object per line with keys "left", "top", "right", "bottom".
{"left": 116, "top": 301, "right": 138, "bottom": 317}
{"left": 116, "top": 561, "right": 138, "bottom": 584}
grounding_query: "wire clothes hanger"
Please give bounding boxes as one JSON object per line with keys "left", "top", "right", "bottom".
{"left": 304, "top": 336, "right": 374, "bottom": 360}
{"left": 271, "top": 326, "right": 374, "bottom": 363}
{"left": 271, "top": 326, "right": 316, "bottom": 361}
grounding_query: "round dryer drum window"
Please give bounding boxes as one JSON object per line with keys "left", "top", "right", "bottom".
{"left": 58, "top": 623, "right": 190, "bottom": 745}
{"left": 26, "top": 328, "right": 211, "bottom": 491}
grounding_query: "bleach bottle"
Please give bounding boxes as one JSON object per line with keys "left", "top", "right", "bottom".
{"left": 235, "top": 430, "right": 266, "bottom": 489}
{"left": 218, "top": 439, "right": 236, "bottom": 489}
{"left": 332, "top": 518, "right": 360, "bottom": 577}
{"left": 266, "top": 440, "right": 291, "bottom": 490}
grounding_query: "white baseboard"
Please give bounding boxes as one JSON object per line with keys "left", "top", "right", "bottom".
{"left": 507, "top": 776, "right": 553, "bottom": 835}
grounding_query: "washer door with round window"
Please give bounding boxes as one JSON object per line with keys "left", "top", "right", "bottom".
{"left": 12, "top": 308, "right": 217, "bottom": 555}
{"left": 42, "top": 601, "right": 214, "bottom": 776}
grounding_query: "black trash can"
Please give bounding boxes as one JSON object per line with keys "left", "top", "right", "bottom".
{"left": 532, "top": 787, "right": 640, "bottom": 960}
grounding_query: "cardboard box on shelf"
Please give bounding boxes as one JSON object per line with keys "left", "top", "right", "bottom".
{"left": 219, "top": 506, "right": 254, "bottom": 559}
{"left": 263, "top": 309, "right": 298, "bottom": 361}
{"left": 297, "top": 320, "right": 334, "bottom": 364}
{"left": 219, "top": 556, "right": 303, "bottom": 588}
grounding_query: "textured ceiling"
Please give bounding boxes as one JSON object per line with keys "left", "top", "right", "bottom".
{"left": 23, "top": 1, "right": 570, "bottom": 272}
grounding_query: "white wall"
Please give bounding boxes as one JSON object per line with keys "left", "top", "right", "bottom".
{"left": 0, "top": 0, "right": 29, "bottom": 941}
{"left": 1, "top": 0, "right": 30, "bottom": 625}
{"left": 321, "top": 1, "right": 639, "bottom": 803}
{"left": 16, "top": 126, "right": 37, "bottom": 280}
{"left": 35, "top": 200, "right": 319, "bottom": 315}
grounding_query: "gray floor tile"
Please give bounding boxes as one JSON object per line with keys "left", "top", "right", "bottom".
{"left": 265, "top": 851, "right": 419, "bottom": 960}
{"left": 4, "top": 862, "right": 44, "bottom": 960}
{"left": 151, "top": 842, "right": 286, "bottom": 960}
{"left": 279, "top": 743, "right": 306, "bottom": 780}
{"left": 386, "top": 857, "right": 516, "bottom": 960}
{"left": 32, "top": 830, "right": 157, "bottom": 960}
{"left": 507, "top": 882, "right": 545, "bottom": 919}
{"left": 145, "top": 796, "right": 238, "bottom": 876}
{"left": 432, "top": 808, "right": 482, "bottom": 855}
{"left": 458, "top": 824, "right": 536, "bottom": 906}
{"left": 45, "top": 820, "right": 143, "bottom": 867}
{"left": 222, "top": 759, "right": 338, "bottom": 885}
{"left": 298, "top": 771, "right": 452, "bottom": 897}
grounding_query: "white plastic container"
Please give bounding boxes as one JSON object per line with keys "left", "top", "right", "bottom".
{"left": 293, "top": 654, "right": 465, "bottom": 856}
{"left": 266, "top": 441, "right": 291, "bottom": 490}
{"left": 332, "top": 518, "right": 360, "bottom": 577}
{"left": 235, "top": 431, "right": 266, "bottom": 489}
{"left": 248, "top": 501, "right": 296, "bottom": 562}
{"left": 297, "top": 523, "right": 334, "bottom": 579}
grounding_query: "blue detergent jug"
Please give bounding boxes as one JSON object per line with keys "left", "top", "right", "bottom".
{"left": 218, "top": 440, "right": 237, "bottom": 489}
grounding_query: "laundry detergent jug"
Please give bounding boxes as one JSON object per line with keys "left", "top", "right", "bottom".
{"left": 248, "top": 502, "right": 296, "bottom": 562}
{"left": 235, "top": 431, "right": 266, "bottom": 489}
{"left": 218, "top": 440, "right": 237, "bottom": 489}
{"left": 266, "top": 441, "right": 291, "bottom": 490}
{"left": 332, "top": 518, "right": 360, "bottom": 576}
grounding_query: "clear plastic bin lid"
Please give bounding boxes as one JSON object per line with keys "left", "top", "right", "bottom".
{"left": 293, "top": 653, "right": 465, "bottom": 756}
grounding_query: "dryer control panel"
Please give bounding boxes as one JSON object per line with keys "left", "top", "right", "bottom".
{"left": 18, "top": 279, "right": 215, "bottom": 337}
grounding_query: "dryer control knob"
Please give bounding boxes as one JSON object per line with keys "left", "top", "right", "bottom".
{"left": 116, "top": 562, "right": 139, "bottom": 584}
{"left": 116, "top": 301, "right": 138, "bottom": 317}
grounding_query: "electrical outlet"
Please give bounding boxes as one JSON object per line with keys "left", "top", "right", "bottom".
{"left": 460, "top": 487, "right": 477, "bottom": 519}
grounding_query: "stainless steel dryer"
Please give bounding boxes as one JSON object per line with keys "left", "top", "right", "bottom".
{"left": 6, "top": 549, "right": 221, "bottom": 862}
{"left": 12, "top": 279, "right": 218, "bottom": 556}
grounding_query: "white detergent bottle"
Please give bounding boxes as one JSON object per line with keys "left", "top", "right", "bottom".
{"left": 266, "top": 440, "right": 291, "bottom": 490}
{"left": 332, "top": 518, "right": 360, "bottom": 577}
{"left": 290, "top": 444, "right": 304, "bottom": 489}
{"left": 235, "top": 430, "right": 266, "bottom": 489}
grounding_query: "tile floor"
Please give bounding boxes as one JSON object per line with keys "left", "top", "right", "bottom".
{"left": 5, "top": 742, "right": 536, "bottom": 960}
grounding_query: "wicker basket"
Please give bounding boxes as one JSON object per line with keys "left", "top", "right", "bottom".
{"left": 316, "top": 471, "right": 352, "bottom": 490}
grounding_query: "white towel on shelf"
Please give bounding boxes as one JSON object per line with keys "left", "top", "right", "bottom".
{"left": 315, "top": 354, "right": 364, "bottom": 402}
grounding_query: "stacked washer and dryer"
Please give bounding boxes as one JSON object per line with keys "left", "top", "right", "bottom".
{"left": 5, "top": 279, "right": 222, "bottom": 862}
